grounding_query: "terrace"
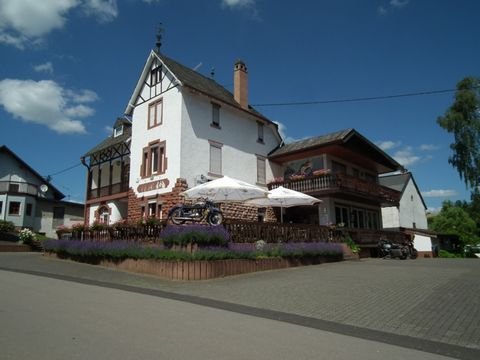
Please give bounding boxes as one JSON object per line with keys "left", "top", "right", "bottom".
{"left": 268, "top": 172, "right": 401, "bottom": 205}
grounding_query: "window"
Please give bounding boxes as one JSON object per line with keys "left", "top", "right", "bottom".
{"left": 148, "top": 99, "right": 163, "bottom": 128}
{"left": 26, "top": 203, "right": 33, "bottom": 216}
{"left": 147, "top": 202, "right": 162, "bottom": 219}
{"left": 257, "top": 122, "right": 264, "bottom": 143}
{"left": 335, "top": 205, "right": 349, "bottom": 227}
{"left": 150, "top": 66, "right": 161, "bottom": 85}
{"left": 8, "top": 201, "right": 20, "bottom": 215}
{"left": 113, "top": 125, "right": 124, "bottom": 138}
{"left": 257, "top": 157, "right": 266, "bottom": 184}
{"left": 9, "top": 183, "right": 19, "bottom": 193}
{"left": 98, "top": 206, "right": 110, "bottom": 224}
{"left": 332, "top": 161, "right": 347, "bottom": 174}
{"left": 211, "top": 103, "right": 220, "bottom": 128}
{"left": 209, "top": 142, "right": 222, "bottom": 175}
{"left": 141, "top": 141, "right": 166, "bottom": 178}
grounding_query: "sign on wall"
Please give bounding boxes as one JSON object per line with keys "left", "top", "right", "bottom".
{"left": 137, "top": 179, "right": 170, "bottom": 193}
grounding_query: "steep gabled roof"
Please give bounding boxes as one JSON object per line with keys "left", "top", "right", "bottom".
{"left": 125, "top": 50, "right": 279, "bottom": 132}
{"left": 269, "top": 128, "right": 403, "bottom": 173}
{"left": 0, "top": 145, "right": 64, "bottom": 199}
{"left": 379, "top": 172, "right": 427, "bottom": 210}
{"left": 84, "top": 118, "right": 132, "bottom": 157}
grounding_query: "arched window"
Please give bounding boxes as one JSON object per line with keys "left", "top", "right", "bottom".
{"left": 98, "top": 206, "right": 110, "bottom": 225}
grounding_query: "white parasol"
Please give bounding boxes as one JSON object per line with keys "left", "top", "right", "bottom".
{"left": 181, "top": 176, "right": 269, "bottom": 202}
{"left": 245, "top": 186, "right": 321, "bottom": 223}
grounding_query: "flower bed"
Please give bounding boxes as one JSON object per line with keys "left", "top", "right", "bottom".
{"left": 43, "top": 239, "right": 344, "bottom": 280}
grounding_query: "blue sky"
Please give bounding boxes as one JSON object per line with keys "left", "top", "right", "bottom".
{"left": 0, "top": 0, "right": 479, "bottom": 212}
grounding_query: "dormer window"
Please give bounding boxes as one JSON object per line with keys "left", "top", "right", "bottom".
{"left": 113, "top": 125, "right": 124, "bottom": 138}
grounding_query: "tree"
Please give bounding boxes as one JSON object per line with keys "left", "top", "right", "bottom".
{"left": 429, "top": 201, "right": 478, "bottom": 245}
{"left": 437, "top": 77, "right": 480, "bottom": 191}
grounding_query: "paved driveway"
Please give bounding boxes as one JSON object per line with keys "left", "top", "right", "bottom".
{"left": 1, "top": 253, "right": 479, "bottom": 359}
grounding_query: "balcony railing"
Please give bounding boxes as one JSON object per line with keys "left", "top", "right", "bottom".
{"left": 87, "top": 182, "right": 129, "bottom": 200}
{"left": 0, "top": 181, "right": 40, "bottom": 197}
{"left": 268, "top": 173, "right": 400, "bottom": 204}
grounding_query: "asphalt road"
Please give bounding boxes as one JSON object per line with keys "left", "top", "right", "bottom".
{"left": 0, "top": 269, "right": 455, "bottom": 360}
{"left": 1, "top": 253, "right": 479, "bottom": 360}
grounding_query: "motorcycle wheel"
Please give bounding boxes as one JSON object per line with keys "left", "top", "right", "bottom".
{"left": 170, "top": 208, "right": 186, "bottom": 225}
{"left": 208, "top": 212, "right": 223, "bottom": 226}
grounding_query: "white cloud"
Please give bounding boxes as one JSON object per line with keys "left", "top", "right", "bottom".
{"left": 33, "top": 61, "right": 54, "bottom": 74}
{"left": 222, "top": 0, "right": 255, "bottom": 8}
{"left": 67, "top": 89, "right": 99, "bottom": 103}
{"left": 82, "top": 0, "right": 118, "bottom": 23}
{"left": 420, "top": 144, "right": 440, "bottom": 151}
{"left": 0, "top": 78, "right": 99, "bottom": 134}
{"left": 274, "top": 121, "right": 300, "bottom": 144}
{"left": 392, "top": 146, "right": 421, "bottom": 167}
{"left": 0, "top": 0, "right": 118, "bottom": 49}
{"left": 377, "top": 140, "right": 401, "bottom": 151}
{"left": 390, "top": 0, "right": 409, "bottom": 8}
{"left": 422, "top": 189, "right": 458, "bottom": 198}
{"left": 377, "top": 6, "right": 388, "bottom": 15}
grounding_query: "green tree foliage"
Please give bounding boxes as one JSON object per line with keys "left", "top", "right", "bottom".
{"left": 429, "top": 201, "right": 478, "bottom": 245}
{"left": 437, "top": 77, "right": 480, "bottom": 191}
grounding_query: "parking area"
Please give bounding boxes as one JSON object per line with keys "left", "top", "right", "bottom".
{"left": 1, "top": 253, "right": 479, "bottom": 358}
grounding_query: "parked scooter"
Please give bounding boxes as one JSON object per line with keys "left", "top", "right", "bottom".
{"left": 168, "top": 199, "right": 223, "bottom": 226}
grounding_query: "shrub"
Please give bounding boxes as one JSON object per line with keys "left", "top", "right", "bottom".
{"left": 161, "top": 224, "right": 230, "bottom": 247}
{"left": 90, "top": 221, "right": 107, "bottom": 231}
{"left": 18, "top": 228, "right": 36, "bottom": 244}
{"left": 0, "top": 220, "right": 15, "bottom": 233}
{"left": 438, "top": 250, "right": 463, "bottom": 258}
{"left": 43, "top": 240, "right": 343, "bottom": 262}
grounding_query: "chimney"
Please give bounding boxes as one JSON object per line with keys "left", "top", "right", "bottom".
{"left": 234, "top": 59, "right": 248, "bottom": 109}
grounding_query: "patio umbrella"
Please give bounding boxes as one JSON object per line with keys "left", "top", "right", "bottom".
{"left": 245, "top": 186, "right": 321, "bottom": 223}
{"left": 181, "top": 175, "right": 269, "bottom": 202}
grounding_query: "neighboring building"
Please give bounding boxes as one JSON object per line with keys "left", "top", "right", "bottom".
{"left": 81, "top": 118, "right": 131, "bottom": 225}
{"left": 379, "top": 172, "right": 435, "bottom": 256}
{"left": 268, "top": 129, "right": 404, "bottom": 230}
{"left": 0, "top": 145, "right": 84, "bottom": 238}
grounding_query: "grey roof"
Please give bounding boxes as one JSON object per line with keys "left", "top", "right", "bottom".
{"left": 84, "top": 118, "right": 132, "bottom": 157}
{"left": 379, "top": 172, "right": 427, "bottom": 210}
{"left": 378, "top": 173, "right": 411, "bottom": 192}
{"left": 270, "top": 128, "right": 354, "bottom": 157}
{"left": 0, "top": 145, "right": 65, "bottom": 199}
{"left": 158, "top": 53, "right": 274, "bottom": 124}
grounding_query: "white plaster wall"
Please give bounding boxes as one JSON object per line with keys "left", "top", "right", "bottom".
{"left": 413, "top": 234, "right": 432, "bottom": 252}
{"left": 129, "top": 81, "right": 182, "bottom": 198}
{"left": 398, "top": 179, "right": 428, "bottom": 229}
{"left": 381, "top": 206, "right": 400, "bottom": 228}
{"left": 180, "top": 91, "right": 281, "bottom": 189}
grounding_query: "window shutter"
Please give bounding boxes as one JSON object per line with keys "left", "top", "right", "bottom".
{"left": 257, "top": 158, "right": 266, "bottom": 184}
{"left": 210, "top": 145, "right": 222, "bottom": 174}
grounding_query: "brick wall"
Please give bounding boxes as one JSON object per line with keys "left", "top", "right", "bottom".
{"left": 127, "top": 177, "right": 278, "bottom": 224}
{"left": 128, "top": 178, "right": 189, "bottom": 223}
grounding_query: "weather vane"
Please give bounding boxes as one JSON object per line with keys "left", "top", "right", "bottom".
{"left": 156, "top": 23, "right": 164, "bottom": 52}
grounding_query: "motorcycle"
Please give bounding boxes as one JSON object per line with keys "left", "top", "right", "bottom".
{"left": 378, "top": 239, "right": 408, "bottom": 260}
{"left": 405, "top": 240, "right": 418, "bottom": 259}
{"left": 168, "top": 199, "right": 224, "bottom": 226}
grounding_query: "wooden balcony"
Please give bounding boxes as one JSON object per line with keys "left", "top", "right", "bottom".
{"left": 87, "top": 181, "right": 129, "bottom": 200}
{"left": 0, "top": 181, "right": 40, "bottom": 197}
{"left": 268, "top": 173, "right": 400, "bottom": 205}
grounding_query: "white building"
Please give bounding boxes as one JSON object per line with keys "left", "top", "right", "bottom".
{"left": 82, "top": 47, "right": 282, "bottom": 224}
{"left": 0, "top": 145, "right": 84, "bottom": 238}
{"left": 379, "top": 172, "right": 435, "bottom": 256}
